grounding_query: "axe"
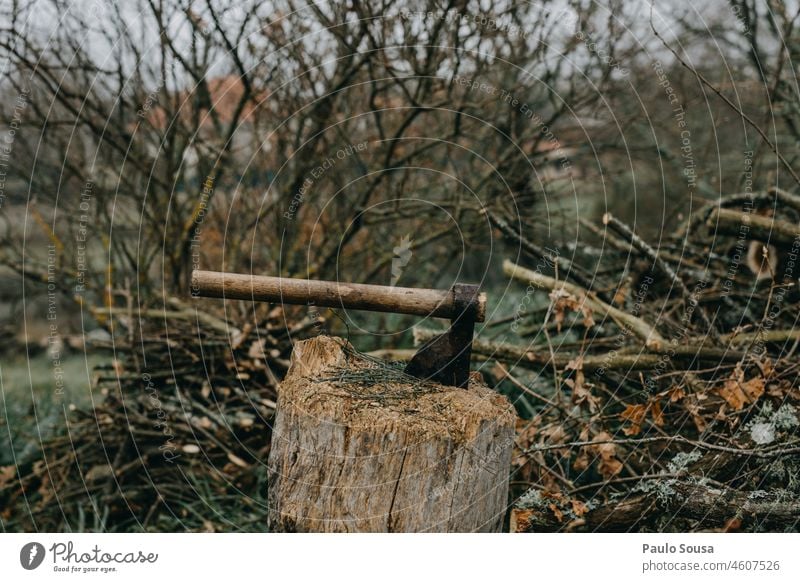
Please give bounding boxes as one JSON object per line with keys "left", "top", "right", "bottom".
{"left": 191, "top": 271, "right": 486, "bottom": 387}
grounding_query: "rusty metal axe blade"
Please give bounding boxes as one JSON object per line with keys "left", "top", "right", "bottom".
{"left": 403, "top": 283, "right": 480, "bottom": 388}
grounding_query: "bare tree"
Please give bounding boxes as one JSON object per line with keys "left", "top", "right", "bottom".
{"left": 0, "top": 0, "right": 610, "bottom": 308}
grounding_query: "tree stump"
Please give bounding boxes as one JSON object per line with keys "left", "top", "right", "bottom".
{"left": 267, "top": 335, "right": 517, "bottom": 532}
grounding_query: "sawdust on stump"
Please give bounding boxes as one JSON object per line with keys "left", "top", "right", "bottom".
{"left": 267, "top": 335, "right": 517, "bottom": 532}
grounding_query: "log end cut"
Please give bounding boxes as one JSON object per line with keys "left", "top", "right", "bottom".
{"left": 267, "top": 335, "right": 517, "bottom": 532}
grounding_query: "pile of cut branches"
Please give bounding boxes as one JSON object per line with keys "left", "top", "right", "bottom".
{"left": 0, "top": 298, "right": 322, "bottom": 531}
{"left": 472, "top": 190, "right": 800, "bottom": 532}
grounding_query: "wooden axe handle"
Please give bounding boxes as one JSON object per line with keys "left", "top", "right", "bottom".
{"left": 191, "top": 270, "right": 486, "bottom": 322}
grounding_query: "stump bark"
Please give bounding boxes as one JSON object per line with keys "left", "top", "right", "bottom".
{"left": 267, "top": 335, "right": 517, "bottom": 532}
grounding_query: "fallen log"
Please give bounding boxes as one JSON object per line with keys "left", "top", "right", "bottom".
{"left": 511, "top": 480, "right": 800, "bottom": 532}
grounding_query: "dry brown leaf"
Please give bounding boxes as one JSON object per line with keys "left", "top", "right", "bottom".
{"left": 621, "top": 400, "right": 665, "bottom": 434}
{"left": 621, "top": 403, "right": 647, "bottom": 424}
{"left": 722, "top": 517, "right": 742, "bottom": 532}
{"left": 581, "top": 306, "right": 595, "bottom": 329}
{"left": 593, "top": 431, "right": 617, "bottom": 460}
{"left": 549, "top": 289, "right": 595, "bottom": 332}
{"left": 0, "top": 465, "right": 16, "bottom": 487}
{"left": 571, "top": 499, "right": 588, "bottom": 517}
{"left": 548, "top": 502, "right": 564, "bottom": 523}
{"left": 549, "top": 289, "right": 569, "bottom": 331}
{"left": 592, "top": 431, "right": 623, "bottom": 478}
{"left": 540, "top": 424, "right": 568, "bottom": 445}
{"left": 566, "top": 359, "right": 600, "bottom": 413}
{"left": 515, "top": 417, "right": 540, "bottom": 451}
{"left": 597, "top": 455, "right": 623, "bottom": 478}
{"left": 742, "top": 377, "right": 765, "bottom": 401}
{"left": 565, "top": 356, "right": 583, "bottom": 372}
{"left": 511, "top": 509, "right": 534, "bottom": 533}
{"left": 650, "top": 401, "right": 664, "bottom": 427}
{"left": 685, "top": 398, "right": 707, "bottom": 432}
{"left": 573, "top": 450, "right": 590, "bottom": 471}
{"left": 540, "top": 491, "right": 564, "bottom": 502}
{"left": 622, "top": 423, "right": 641, "bottom": 436}
{"left": 758, "top": 359, "right": 775, "bottom": 380}
{"left": 570, "top": 383, "right": 600, "bottom": 413}
{"left": 612, "top": 280, "right": 630, "bottom": 306}
{"left": 668, "top": 385, "right": 686, "bottom": 403}
{"left": 719, "top": 370, "right": 764, "bottom": 411}
{"left": 621, "top": 404, "right": 647, "bottom": 435}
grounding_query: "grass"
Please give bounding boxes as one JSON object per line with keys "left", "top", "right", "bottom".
{"left": 0, "top": 352, "right": 102, "bottom": 465}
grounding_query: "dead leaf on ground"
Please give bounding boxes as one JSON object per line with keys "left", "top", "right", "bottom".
{"left": 621, "top": 404, "right": 647, "bottom": 435}
{"left": 549, "top": 288, "right": 595, "bottom": 332}
{"left": 565, "top": 356, "right": 600, "bottom": 412}
{"left": 621, "top": 399, "right": 665, "bottom": 435}
{"left": 573, "top": 450, "right": 590, "bottom": 471}
{"left": 590, "top": 430, "right": 623, "bottom": 478}
{"left": 548, "top": 503, "right": 564, "bottom": 522}
{"left": 650, "top": 401, "right": 664, "bottom": 426}
{"left": 684, "top": 397, "right": 708, "bottom": 432}
{"left": 571, "top": 499, "right": 588, "bottom": 517}
{"left": 0, "top": 465, "right": 16, "bottom": 488}
{"left": 668, "top": 385, "right": 686, "bottom": 402}
{"left": 719, "top": 365, "right": 765, "bottom": 410}
{"left": 540, "top": 424, "right": 568, "bottom": 446}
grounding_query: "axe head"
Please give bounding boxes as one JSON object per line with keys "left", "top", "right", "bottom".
{"left": 404, "top": 283, "right": 480, "bottom": 388}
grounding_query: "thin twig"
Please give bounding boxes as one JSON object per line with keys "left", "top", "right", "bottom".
{"left": 526, "top": 434, "right": 800, "bottom": 459}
